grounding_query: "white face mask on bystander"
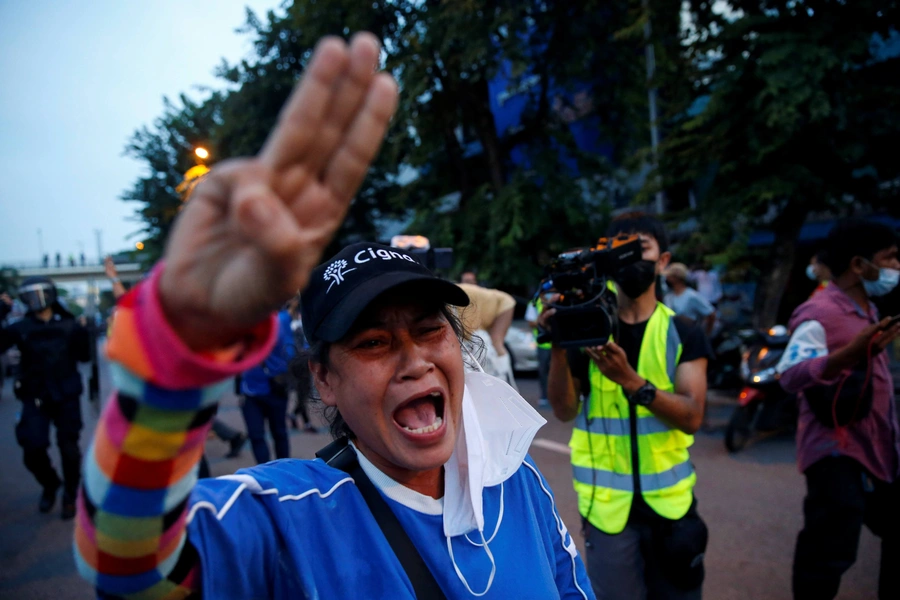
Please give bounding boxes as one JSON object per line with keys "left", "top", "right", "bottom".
{"left": 862, "top": 264, "right": 899, "bottom": 297}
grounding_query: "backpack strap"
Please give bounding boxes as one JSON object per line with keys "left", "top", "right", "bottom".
{"left": 316, "top": 437, "right": 447, "bottom": 600}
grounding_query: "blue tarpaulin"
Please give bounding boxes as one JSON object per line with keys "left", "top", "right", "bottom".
{"left": 747, "top": 214, "right": 900, "bottom": 247}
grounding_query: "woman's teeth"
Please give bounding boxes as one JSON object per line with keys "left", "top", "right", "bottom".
{"left": 402, "top": 415, "right": 443, "bottom": 434}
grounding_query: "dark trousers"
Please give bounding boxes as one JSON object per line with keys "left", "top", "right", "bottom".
{"left": 583, "top": 501, "right": 706, "bottom": 600}
{"left": 211, "top": 418, "right": 242, "bottom": 442}
{"left": 14, "top": 396, "right": 82, "bottom": 501}
{"left": 291, "top": 362, "right": 312, "bottom": 425}
{"left": 793, "top": 456, "right": 899, "bottom": 599}
{"left": 241, "top": 393, "right": 290, "bottom": 464}
{"left": 537, "top": 347, "right": 551, "bottom": 400}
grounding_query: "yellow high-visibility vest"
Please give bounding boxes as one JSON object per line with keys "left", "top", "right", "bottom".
{"left": 569, "top": 302, "right": 695, "bottom": 534}
{"left": 532, "top": 298, "right": 552, "bottom": 350}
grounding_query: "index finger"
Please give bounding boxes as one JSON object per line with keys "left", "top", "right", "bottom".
{"left": 259, "top": 37, "right": 353, "bottom": 170}
{"left": 584, "top": 348, "right": 602, "bottom": 361}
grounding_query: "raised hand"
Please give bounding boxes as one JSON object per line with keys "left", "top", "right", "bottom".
{"left": 585, "top": 342, "right": 643, "bottom": 392}
{"left": 104, "top": 256, "right": 118, "bottom": 280}
{"left": 158, "top": 33, "right": 398, "bottom": 350}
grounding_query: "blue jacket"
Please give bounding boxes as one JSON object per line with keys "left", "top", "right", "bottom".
{"left": 240, "top": 310, "right": 295, "bottom": 397}
{"left": 187, "top": 454, "right": 594, "bottom": 599}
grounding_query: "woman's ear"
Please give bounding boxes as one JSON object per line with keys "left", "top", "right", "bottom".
{"left": 309, "top": 360, "right": 336, "bottom": 407}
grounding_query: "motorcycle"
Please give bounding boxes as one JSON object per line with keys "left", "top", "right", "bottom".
{"left": 724, "top": 325, "right": 798, "bottom": 453}
{"left": 708, "top": 327, "right": 757, "bottom": 391}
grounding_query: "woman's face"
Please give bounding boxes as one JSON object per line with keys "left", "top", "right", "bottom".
{"left": 312, "top": 297, "right": 465, "bottom": 481}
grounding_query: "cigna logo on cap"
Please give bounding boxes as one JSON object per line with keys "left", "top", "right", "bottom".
{"left": 323, "top": 259, "right": 357, "bottom": 293}
{"left": 323, "top": 247, "right": 419, "bottom": 293}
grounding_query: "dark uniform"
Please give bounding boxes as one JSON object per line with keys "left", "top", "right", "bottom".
{"left": 0, "top": 278, "right": 90, "bottom": 518}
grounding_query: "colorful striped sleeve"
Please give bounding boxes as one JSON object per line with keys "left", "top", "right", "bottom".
{"left": 74, "top": 265, "right": 277, "bottom": 599}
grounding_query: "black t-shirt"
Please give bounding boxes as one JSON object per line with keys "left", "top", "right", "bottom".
{"left": 567, "top": 315, "right": 712, "bottom": 394}
{"left": 567, "top": 314, "right": 712, "bottom": 522}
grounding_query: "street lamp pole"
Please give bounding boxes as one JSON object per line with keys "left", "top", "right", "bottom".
{"left": 642, "top": 0, "right": 665, "bottom": 215}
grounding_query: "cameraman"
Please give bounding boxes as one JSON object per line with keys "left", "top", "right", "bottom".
{"left": 541, "top": 212, "right": 712, "bottom": 599}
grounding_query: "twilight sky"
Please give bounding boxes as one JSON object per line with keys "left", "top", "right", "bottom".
{"left": 0, "top": 0, "right": 279, "bottom": 265}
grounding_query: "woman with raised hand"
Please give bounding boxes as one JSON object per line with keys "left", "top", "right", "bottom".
{"left": 75, "top": 32, "right": 593, "bottom": 600}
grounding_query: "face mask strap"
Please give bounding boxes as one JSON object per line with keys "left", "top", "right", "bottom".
{"left": 462, "top": 342, "right": 487, "bottom": 374}
{"left": 464, "top": 482, "right": 505, "bottom": 547}
{"left": 447, "top": 529, "right": 496, "bottom": 597}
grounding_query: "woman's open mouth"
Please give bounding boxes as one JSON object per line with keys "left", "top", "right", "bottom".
{"left": 393, "top": 390, "right": 446, "bottom": 437}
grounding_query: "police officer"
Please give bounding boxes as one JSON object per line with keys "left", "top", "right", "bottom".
{"left": 0, "top": 277, "right": 91, "bottom": 519}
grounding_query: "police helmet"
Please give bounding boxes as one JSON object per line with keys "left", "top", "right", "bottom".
{"left": 18, "top": 276, "right": 57, "bottom": 313}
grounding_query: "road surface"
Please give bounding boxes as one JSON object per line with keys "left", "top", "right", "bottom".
{"left": 0, "top": 353, "right": 881, "bottom": 599}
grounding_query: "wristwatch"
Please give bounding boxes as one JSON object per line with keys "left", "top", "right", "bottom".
{"left": 626, "top": 380, "right": 657, "bottom": 406}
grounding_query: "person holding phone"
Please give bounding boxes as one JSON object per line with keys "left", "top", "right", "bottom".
{"left": 776, "top": 218, "right": 900, "bottom": 600}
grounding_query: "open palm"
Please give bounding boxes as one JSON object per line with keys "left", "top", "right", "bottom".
{"left": 158, "top": 33, "right": 398, "bottom": 350}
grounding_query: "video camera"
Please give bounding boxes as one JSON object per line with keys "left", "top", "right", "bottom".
{"left": 538, "top": 234, "right": 642, "bottom": 348}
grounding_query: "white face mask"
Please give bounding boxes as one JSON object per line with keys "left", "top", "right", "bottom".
{"left": 806, "top": 264, "right": 818, "bottom": 281}
{"left": 862, "top": 264, "right": 900, "bottom": 297}
{"left": 442, "top": 363, "right": 546, "bottom": 596}
{"left": 444, "top": 370, "right": 546, "bottom": 537}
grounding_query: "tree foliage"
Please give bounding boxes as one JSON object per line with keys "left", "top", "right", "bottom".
{"left": 121, "top": 93, "right": 224, "bottom": 264}
{"left": 121, "top": 0, "right": 658, "bottom": 290}
{"left": 121, "top": 0, "right": 899, "bottom": 314}
{"left": 658, "top": 0, "right": 900, "bottom": 325}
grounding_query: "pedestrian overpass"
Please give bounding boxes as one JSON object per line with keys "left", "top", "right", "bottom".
{"left": 3, "top": 263, "right": 146, "bottom": 317}
{"left": 10, "top": 263, "right": 145, "bottom": 284}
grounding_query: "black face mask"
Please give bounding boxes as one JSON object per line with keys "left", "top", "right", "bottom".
{"left": 615, "top": 260, "right": 658, "bottom": 299}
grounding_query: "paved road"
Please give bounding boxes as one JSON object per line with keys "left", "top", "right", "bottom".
{"left": 0, "top": 353, "right": 881, "bottom": 599}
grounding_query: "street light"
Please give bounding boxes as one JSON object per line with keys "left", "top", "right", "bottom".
{"left": 135, "top": 242, "right": 145, "bottom": 251}
{"left": 178, "top": 147, "right": 212, "bottom": 202}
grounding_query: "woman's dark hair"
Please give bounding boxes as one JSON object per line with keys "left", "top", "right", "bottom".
{"left": 822, "top": 218, "right": 898, "bottom": 276}
{"left": 293, "top": 300, "right": 470, "bottom": 440}
{"left": 608, "top": 211, "right": 670, "bottom": 253}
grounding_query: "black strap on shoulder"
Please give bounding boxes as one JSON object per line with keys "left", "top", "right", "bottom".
{"left": 316, "top": 438, "right": 447, "bottom": 600}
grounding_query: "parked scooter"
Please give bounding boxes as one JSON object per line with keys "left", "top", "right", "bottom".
{"left": 724, "top": 325, "right": 797, "bottom": 452}
{"left": 708, "top": 327, "right": 757, "bottom": 391}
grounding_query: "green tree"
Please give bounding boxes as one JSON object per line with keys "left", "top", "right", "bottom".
{"left": 659, "top": 1, "right": 900, "bottom": 326}
{"left": 121, "top": 94, "right": 224, "bottom": 263}
{"left": 122, "top": 1, "right": 664, "bottom": 291}
{"left": 378, "top": 0, "right": 658, "bottom": 289}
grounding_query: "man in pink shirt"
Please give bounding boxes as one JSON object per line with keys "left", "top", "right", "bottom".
{"left": 777, "top": 218, "right": 900, "bottom": 600}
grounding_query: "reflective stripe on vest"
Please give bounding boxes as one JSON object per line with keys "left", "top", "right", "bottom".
{"left": 573, "top": 460, "right": 695, "bottom": 492}
{"left": 569, "top": 302, "right": 695, "bottom": 534}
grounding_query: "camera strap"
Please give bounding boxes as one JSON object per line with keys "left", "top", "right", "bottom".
{"left": 316, "top": 437, "right": 447, "bottom": 600}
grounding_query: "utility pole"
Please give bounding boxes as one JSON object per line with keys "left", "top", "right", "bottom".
{"left": 94, "top": 229, "right": 103, "bottom": 264}
{"left": 642, "top": 0, "right": 665, "bottom": 215}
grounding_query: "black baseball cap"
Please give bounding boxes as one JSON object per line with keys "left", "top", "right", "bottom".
{"left": 300, "top": 242, "right": 470, "bottom": 343}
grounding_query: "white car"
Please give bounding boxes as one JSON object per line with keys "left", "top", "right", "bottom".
{"left": 504, "top": 320, "right": 538, "bottom": 373}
